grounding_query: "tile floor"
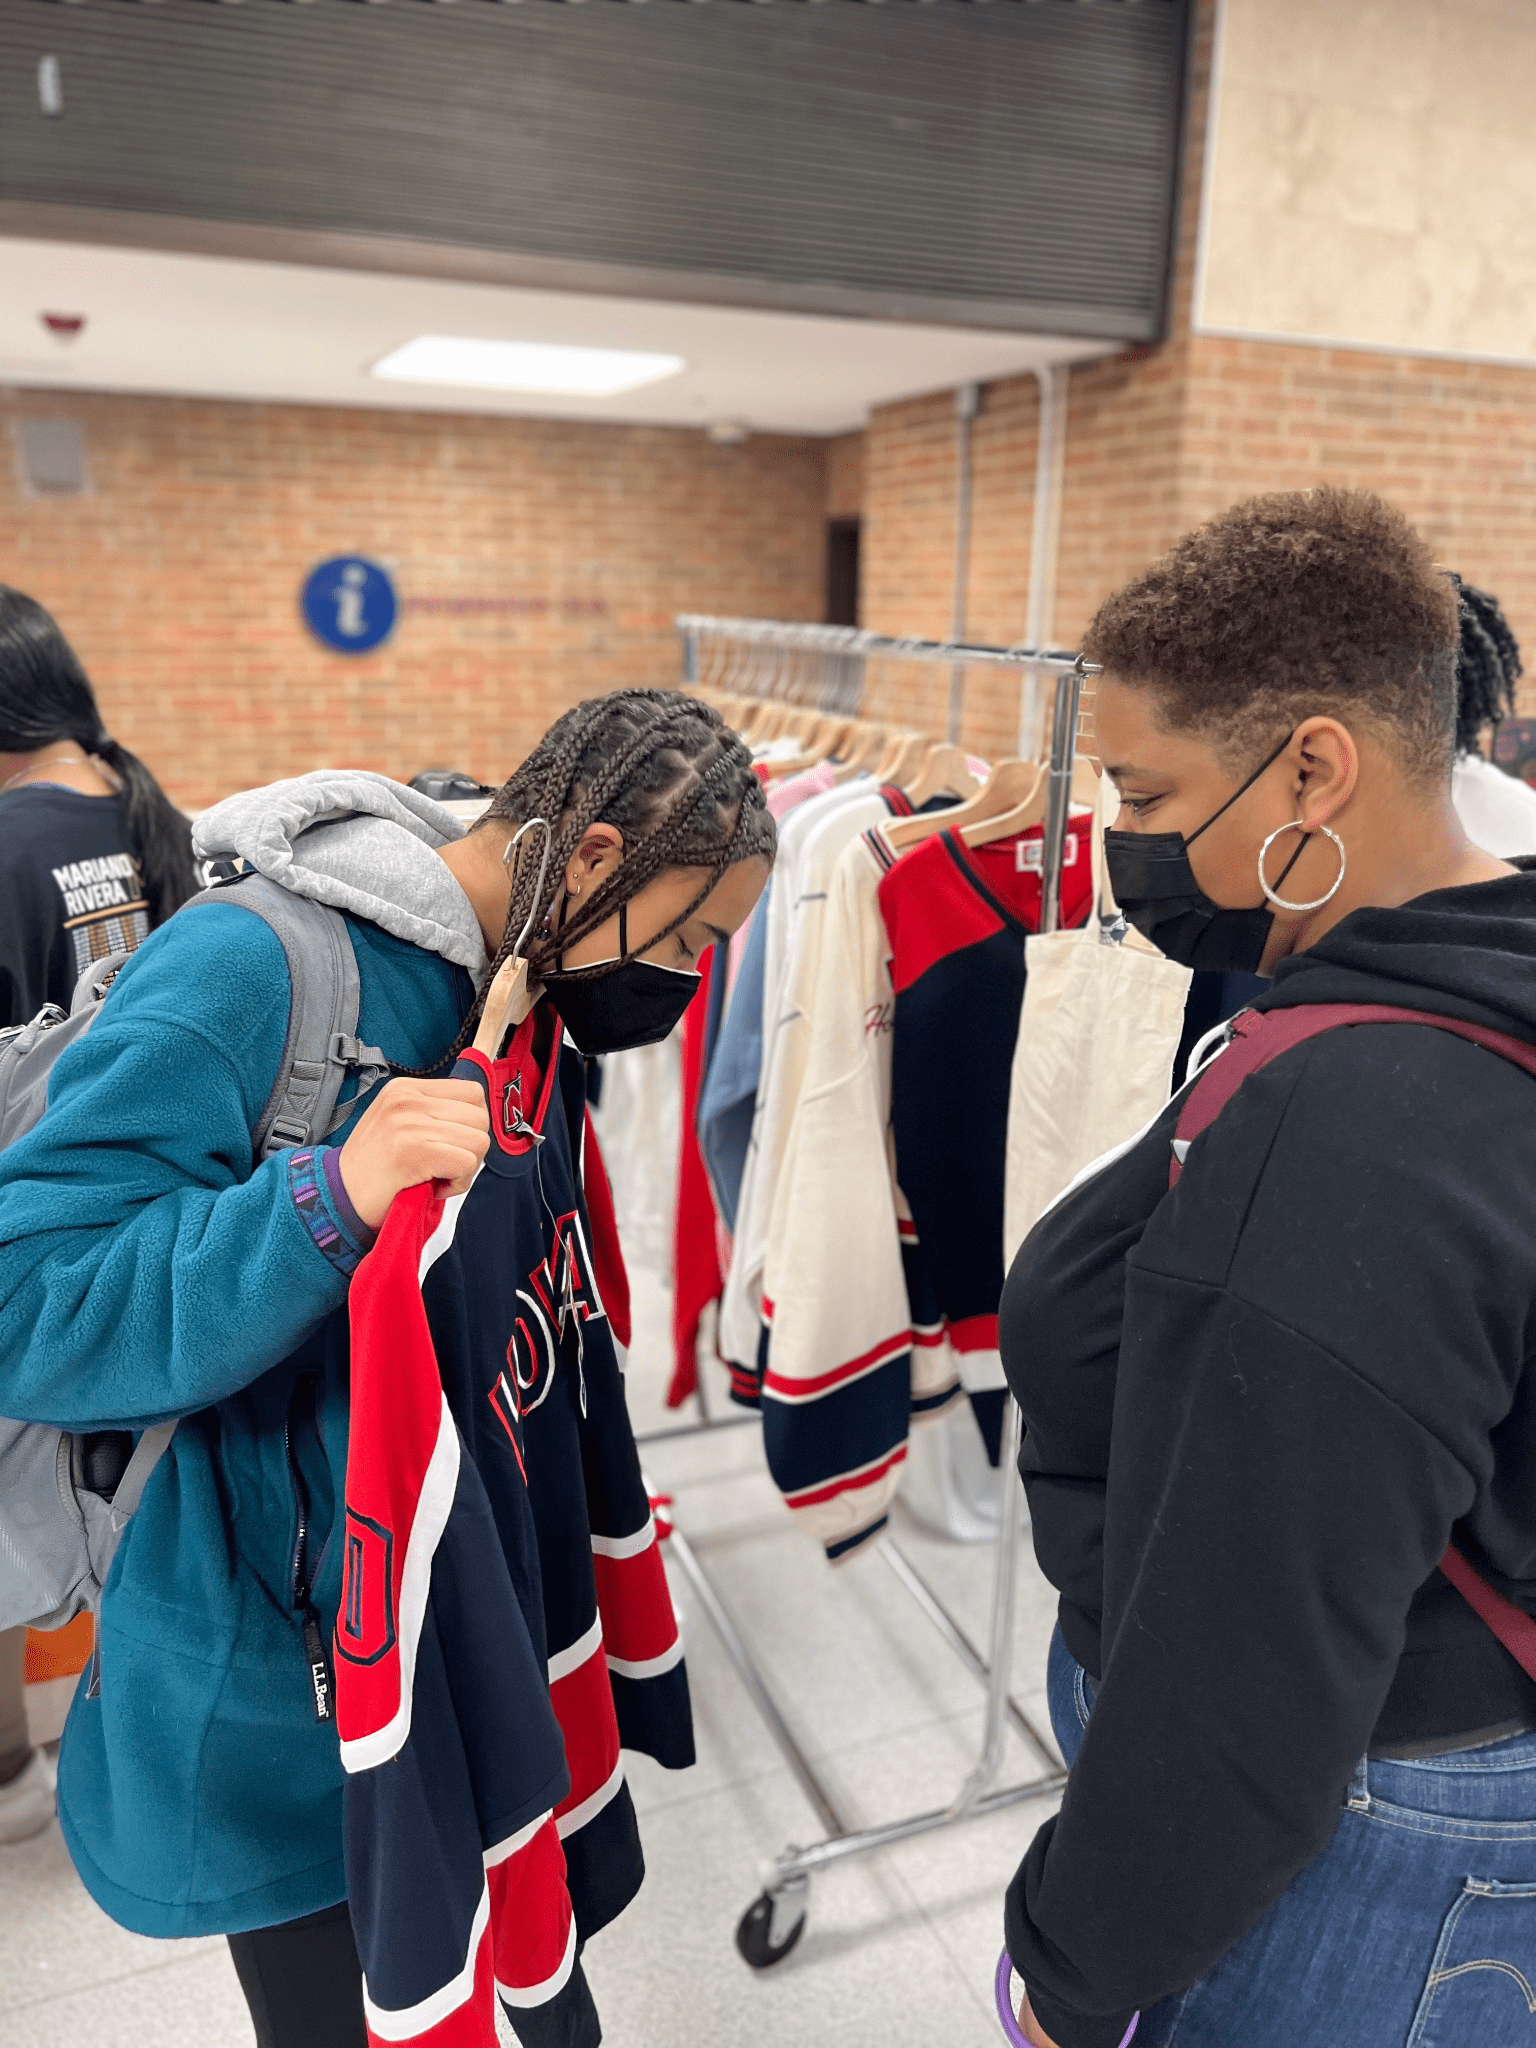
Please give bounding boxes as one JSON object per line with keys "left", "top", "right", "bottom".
{"left": 0, "top": 1268, "right": 1063, "bottom": 2047}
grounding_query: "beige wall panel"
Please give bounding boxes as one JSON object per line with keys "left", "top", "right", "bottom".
{"left": 1198, "top": 0, "right": 1536, "bottom": 363}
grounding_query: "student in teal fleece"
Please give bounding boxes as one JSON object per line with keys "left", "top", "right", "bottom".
{"left": 0, "top": 691, "right": 774, "bottom": 2048}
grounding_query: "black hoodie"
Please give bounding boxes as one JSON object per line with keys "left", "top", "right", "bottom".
{"left": 1000, "top": 871, "right": 1536, "bottom": 2048}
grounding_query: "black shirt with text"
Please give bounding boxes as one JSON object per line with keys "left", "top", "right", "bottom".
{"left": 0, "top": 785, "right": 150, "bottom": 1028}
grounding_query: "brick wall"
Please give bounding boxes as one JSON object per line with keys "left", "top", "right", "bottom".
{"left": 851, "top": 378, "right": 1053, "bottom": 758}
{"left": 0, "top": 392, "right": 829, "bottom": 810}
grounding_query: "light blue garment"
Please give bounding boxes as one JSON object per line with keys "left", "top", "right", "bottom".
{"left": 696, "top": 886, "right": 769, "bottom": 1234}
{"left": 1046, "top": 1625, "right": 1536, "bottom": 2047}
{"left": 0, "top": 900, "right": 470, "bottom": 1936}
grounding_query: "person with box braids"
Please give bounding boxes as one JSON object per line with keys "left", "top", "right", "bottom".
{"left": 1447, "top": 577, "right": 1536, "bottom": 857}
{"left": 0, "top": 687, "right": 771, "bottom": 2048}
{"left": 1000, "top": 490, "right": 1536, "bottom": 2048}
{"left": 387, "top": 685, "right": 777, "bottom": 1087}
{"left": 0, "top": 586, "right": 197, "bottom": 1851}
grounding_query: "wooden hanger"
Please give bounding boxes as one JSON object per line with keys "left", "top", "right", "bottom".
{"left": 759, "top": 715, "right": 856, "bottom": 779}
{"left": 755, "top": 703, "right": 799, "bottom": 745}
{"left": 877, "top": 731, "right": 930, "bottom": 786}
{"left": 961, "top": 766, "right": 1051, "bottom": 848}
{"left": 726, "top": 696, "right": 768, "bottom": 742}
{"left": 901, "top": 742, "right": 984, "bottom": 811}
{"left": 831, "top": 720, "right": 890, "bottom": 781}
{"left": 474, "top": 950, "right": 542, "bottom": 1059}
{"left": 962, "top": 752, "right": 1099, "bottom": 851}
{"left": 882, "top": 757, "right": 1042, "bottom": 852}
{"left": 822, "top": 716, "right": 858, "bottom": 761}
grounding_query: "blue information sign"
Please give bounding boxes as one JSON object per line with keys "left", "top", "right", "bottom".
{"left": 301, "top": 556, "right": 398, "bottom": 654}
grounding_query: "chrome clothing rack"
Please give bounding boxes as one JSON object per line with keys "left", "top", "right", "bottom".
{"left": 676, "top": 611, "right": 1082, "bottom": 749}
{"left": 632, "top": 623, "right": 1091, "bottom": 1967}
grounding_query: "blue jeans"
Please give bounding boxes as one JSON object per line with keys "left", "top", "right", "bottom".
{"left": 1046, "top": 1625, "right": 1536, "bottom": 2047}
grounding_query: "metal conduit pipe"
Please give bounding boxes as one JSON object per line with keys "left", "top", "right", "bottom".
{"left": 947, "top": 381, "right": 980, "bottom": 745}
{"left": 1020, "top": 362, "right": 1071, "bottom": 759}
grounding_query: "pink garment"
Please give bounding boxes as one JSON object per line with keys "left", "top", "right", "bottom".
{"left": 766, "top": 758, "right": 838, "bottom": 821}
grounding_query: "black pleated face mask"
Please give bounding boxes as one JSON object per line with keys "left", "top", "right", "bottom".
{"left": 541, "top": 899, "right": 701, "bottom": 1056}
{"left": 1102, "top": 730, "right": 1302, "bottom": 975}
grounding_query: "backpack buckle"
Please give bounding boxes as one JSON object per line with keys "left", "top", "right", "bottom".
{"left": 330, "top": 1034, "right": 389, "bottom": 1079}
{"left": 265, "top": 1114, "right": 311, "bottom": 1152}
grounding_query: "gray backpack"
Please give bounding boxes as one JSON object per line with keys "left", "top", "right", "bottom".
{"left": 0, "top": 872, "right": 390, "bottom": 1634}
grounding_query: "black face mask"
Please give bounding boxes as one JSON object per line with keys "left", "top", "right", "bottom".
{"left": 1102, "top": 730, "right": 1305, "bottom": 975}
{"left": 541, "top": 900, "right": 702, "bottom": 1056}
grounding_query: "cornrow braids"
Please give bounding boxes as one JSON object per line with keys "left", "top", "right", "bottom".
{"left": 395, "top": 689, "right": 775, "bottom": 1075}
{"left": 1454, "top": 580, "right": 1523, "bottom": 755}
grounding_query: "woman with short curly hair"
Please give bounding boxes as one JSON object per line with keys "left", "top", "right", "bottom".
{"left": 1002, "top": 488, "right": 1536, "bottom": 2048}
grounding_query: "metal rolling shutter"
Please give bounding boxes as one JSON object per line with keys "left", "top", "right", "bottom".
{"left": 0, "top": 0, "right": 1188, "bottom": 340}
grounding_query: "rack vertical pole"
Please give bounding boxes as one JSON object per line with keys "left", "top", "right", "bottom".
{"left": 951, "top": 655, "right": 1083, "bottom": 1817}
{"left": 1038, "top": 660, "right": 1083, "bottom": 944}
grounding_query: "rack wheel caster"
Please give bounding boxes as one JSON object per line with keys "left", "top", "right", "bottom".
{"left": 735, "top": 1874, "right": 809, "bottom": 1968}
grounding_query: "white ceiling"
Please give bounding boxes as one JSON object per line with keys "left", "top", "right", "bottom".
{"left": 0, "top": 236, "right": 1112, "bottom": 437}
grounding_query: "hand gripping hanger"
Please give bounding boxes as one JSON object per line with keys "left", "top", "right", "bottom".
{"left": 473, "top": 817, "right": 553, "bottom": 1063}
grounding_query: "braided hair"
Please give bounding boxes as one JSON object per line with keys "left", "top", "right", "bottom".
{"left": 1454, "top": 580, "right": 1523, "bottom": 756}
{"left": 421, "top": 688, "right": 774, "bottom": 1070}
{"left": 0, "top": 586, "right": 196, "bottom": 926}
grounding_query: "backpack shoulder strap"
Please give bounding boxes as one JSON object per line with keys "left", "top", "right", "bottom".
{"left": 106, "top": 1420, "right": 178, "bottom": 1535}
{"left": 1440, "top": 1544, "right": 1536, "bottom": 1683}
{"left": 1171, "top": 1002, "right": 1536, "bottom": 1187}
{"left": 179, "top": 874, "right": 391, "bottom": 1159}
{"left": 1168, "top": 997, "right": 1536, "bottom": 1683}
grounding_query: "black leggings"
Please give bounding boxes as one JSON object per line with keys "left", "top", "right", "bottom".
{"left": 227, "top": 1901, "right": 368, "bottom": 2048}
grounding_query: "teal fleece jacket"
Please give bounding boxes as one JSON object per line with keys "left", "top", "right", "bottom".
{"left": 0, "top": 900, "right": 471, "bottom": 1936}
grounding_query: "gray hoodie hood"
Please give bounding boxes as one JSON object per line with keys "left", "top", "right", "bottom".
{"left": 192, "top": 770, "right": 490, "bottom": 974}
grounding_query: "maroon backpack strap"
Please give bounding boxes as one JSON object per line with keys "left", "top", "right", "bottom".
{"left": 1171, "top": 1002, "right": 1536, "bottom": 1188}
{"left": 1439, "top": 1544, "right": 1536, "bottom": 1683}
{"left": 1167, "top": 998, "right": 1536, "bottom": 1683}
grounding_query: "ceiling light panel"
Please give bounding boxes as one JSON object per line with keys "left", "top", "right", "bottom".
{"left": 370, "top": 335, "right": 686, "bottom": 396}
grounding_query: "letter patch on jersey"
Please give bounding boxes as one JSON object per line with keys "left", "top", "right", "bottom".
{"left": 510, "top": 1289, "right": 561, "bottom": 1415}
{"left": 336, "top": 1508, "right": 397, "bottom": 1667}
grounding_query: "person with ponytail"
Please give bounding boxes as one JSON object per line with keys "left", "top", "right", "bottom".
{"left": 0, "top": 688, "right": 772, "bottom": 2048}
{"left": 0, "top": 588, "right": 198, "bottom": 1850}
{"left": 0, "top": 586, "right": 196, "bottom": 1031}
{"left": 1447, "top": 577, "right": 1536, "bottom": 857}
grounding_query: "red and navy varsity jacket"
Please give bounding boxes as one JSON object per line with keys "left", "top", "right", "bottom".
{"left": 878, "top": 821, "right": 1094, "bottom": 1452}
{"left": 339, "top": 1009, "right": 693, "bottom": 2048}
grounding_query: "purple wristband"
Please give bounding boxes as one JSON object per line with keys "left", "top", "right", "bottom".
{"left": 321, "top": 1144, "right": 377, "bottom": 1251}
{"left": 994, "top": 1951, "right": 1138, "bottom": 2048}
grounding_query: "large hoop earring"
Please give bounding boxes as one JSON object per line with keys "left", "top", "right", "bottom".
{"left": 1257, "top": 822, "right": 1346, "bottom": 914}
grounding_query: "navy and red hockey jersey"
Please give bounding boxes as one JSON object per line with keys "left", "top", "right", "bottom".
{"left": 339, "top": 1009, "right": 693, "bottom": 2048}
